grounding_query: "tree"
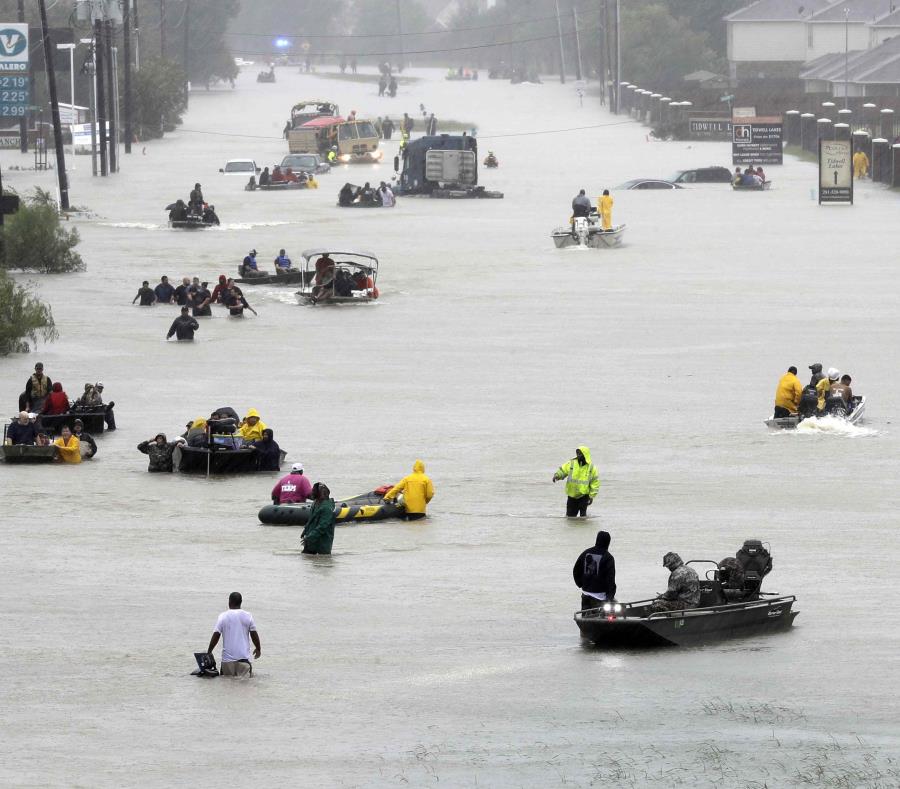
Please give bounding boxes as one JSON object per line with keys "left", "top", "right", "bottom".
{"left": 0, "top": 271, "right": 58, "bottom": 355}
{"left": 133, "top": 58, "right": 188, "bottom": 138}
{"left": 1, "top": 189, "right": 84, "bottom": 274}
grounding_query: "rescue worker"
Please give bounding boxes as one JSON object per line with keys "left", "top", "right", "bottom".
{"left": 817, "top": 367, "right": 840, "bottom": 413}
{"left": 302, "top": 483, "right": 336, "bottom": 554}
{"left": 137, "top": 433, "right": 185, "bottom": 472}
{"left": 573, "top": 530, "right": 616, "bottom": 610}
{"left": 571, "top": 189, "right": 592, "bottom": 219}
{"left": 272, "top": 462, "right": 313, "bottom": 504}
{"left": 238, "top": 408, "right": 267, "bottom": 442}
{"left": 168, "top": 199, "right": 188, "bottom": 222}
{"left": 650, "top": 552, "right": 700, "bottom": 612}
{"left": 23, "top": 362, "right": 52, "bottom": 412}
{"left": 552, "top": 446, "right": 600, "bottom": 517}
{"left": 72, "top": 418, "right": 97, "bottom": 459}
{"left": 383, "top": 460, "right": 434, "bottom": 520}
{"left": 53, "top": 425, "right": 82, "bottom": 464}
{"left": 166, "top": 307, "right": 200, "bottom": 341}
{"left": 853, "top": 149, "right": 869, "bottom": 179}
{"left": 773, "top": 365, "right": 803, "bottom": 418}
{"left": 808, "top": 362, "right": 825, "bottom": 387}
{"left": 189, "top": 183, "right": 204, "bottom": 212}
{"left": 598, "top": 189, "right": 613, "bottom": 230}
{"left": 273, "top": 249, "right": 293, "bottom": 273}
{"left": 241, "top": 250, "right": 260, "bottom": 277}
{"left": 327, "top": 146, "right": 338, "bottom": 164}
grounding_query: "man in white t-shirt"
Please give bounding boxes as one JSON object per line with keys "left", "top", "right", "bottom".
{"left": 207, "top": 592, "right": 261, "bottom": 677}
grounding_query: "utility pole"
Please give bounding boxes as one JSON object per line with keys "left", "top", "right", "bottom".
{"left": 160, "top": 0, "right": 166, "bottom": 58}
{"left": 123, "top": 0, "right": 132, "bottom": 152}
{"left": 614, "top": 0, "right": 621, "bottom": 113}
{"left": 133, "top": 0, "right": 141, "bottom": 69}
{"left": 81, "top": 38, "right": 98, "bottom": 176}
{"left": 554, "top": 0, "right": 566, "bottom": 84}
{"left": 17, "top": 0, "right": 27, "bottom": 153}
{"left": 844, "top": 7, "right": 850, "bottom": 110}
{"left": 105, "top": 18, "right": 116, "bottom": 173}
{"left": 572, "top": 2, "right": 583, "bottom": 82}
{"left": 394, "top": 0, "right": 404, "bottom": 72}
{"left": 183, "top": 0, "right": 190, "bottom": 105}
{"left": 37, "top": 0, "right": 69, "bottom": 209}
{"left": 95, "top": 18, "right": 107, "bottom": 176}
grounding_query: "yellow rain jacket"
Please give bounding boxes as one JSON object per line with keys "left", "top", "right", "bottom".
{"left": 774, "top": 372, "right": 803, "bottom": 413}
{"left": 554, "top": 445, "right": 600, "bottom": 499}
{"left": 853, "top": 150, "right": 869, "bottom": 178}
{"left": 238, "top": 408, "right": 267, "bottom": 441}
{"left": 598, "top": 194, "right": 613, "bottom": 230}
{"left": 384, "top": 459, "right": 434, "bottom": 514}
{"left": 816, "top": 378, "right": 831, "bottom": 411}
{"left": 54, "top": 435, "right": 82, "bottom": 464}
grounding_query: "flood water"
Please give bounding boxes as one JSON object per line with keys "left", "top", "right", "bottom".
{"left": 2, "top": 66, "right": 899, "bottom": 787}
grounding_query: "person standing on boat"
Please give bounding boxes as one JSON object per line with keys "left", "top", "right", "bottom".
{"left": 573, "top": 531, "right": 616, "bottom": 610}
{"left": 166, "top": 307, "right": 200, "bottom": 341}
{"left": 571, "top": 189, "right": 592, "bottom": 219}
{"left": 598, "top": 189, "right": 613, "bottom": 230}
{"left": 302, "top": 483, "right": 337, "bottom": 554}
{"left": 189, "top": 183, "right": 204, "bottom": 213}
{"left": 272, "top": 462, "right": 313, "bottom": 504}
{"left": 553, "top": 446, "right": 600, "bottom": 517}
{"left": 773, "top": 366, "right": 803, "bottom": 419}
{"left": 23, "top": 362, "right": 52, "bottom": 413}
{"left": 137, "top": 433, "right": 185, "bottom": 472}
{"left": 207, "top": 592, "right": 261, "bottom": 678}
{"left": 650, "top": 552, "right": 700, "bottom": 612}
{"left": 383, "top": 460, "right": 434, "bottom": 521}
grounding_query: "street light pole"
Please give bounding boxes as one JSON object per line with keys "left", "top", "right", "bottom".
{"left": 844, "top": 7, "right": 850, "bottom": 110}
{"left": 80, "top": 38, "right": 98, "bottom": 176}
{"left": 554, "top": 0, "right": 567, "bottom": 84}
{"left": 123, "top": 0, "right": 132, "bottom": 153}
{"left": 37, "top": 0, "right": 70, "bottom": 209}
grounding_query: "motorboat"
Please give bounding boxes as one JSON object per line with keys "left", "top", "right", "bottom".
{"left": 259, "top": 486, "right": 403, "bottom": 526}
{"left": 732, "top": 180, "right": 772, "bottom": 191}
{"left": 246, "top": 179, "right": 316, "bottom": 191}
{"left": 764, "top": 395, "right": 866, "bottom": 429}
{"left": 1, "top": 444, "right": 58, "bottom": 463}
{"left": 552, "top": 215, "right": 626, "bottom": 249}
{"left": 235, "top": 267, "right": 308, "bottom": 286}
{"left": 173, "top": 438, "right": 286, "bottom": 475}
{"left": 296, "top": 248, "right": 379, "bottom": 305}
{"left": 257, "top": 69, "right": 275, "bottom": 83}
{"left": 39, "top": 408, "right": 109, "bottom": 436}
{"left": 169, "top": 215, "right": 214, "bottom": 230}
{"left": 337, "top": 184, "right": 396, "bottom": 208}
{"left": 575, "top": 540, "right": 798, "bottom": 648}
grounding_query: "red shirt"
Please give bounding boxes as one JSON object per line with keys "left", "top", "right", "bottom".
{"left": 43, "top": 390, "right": 70, "bottom": 415}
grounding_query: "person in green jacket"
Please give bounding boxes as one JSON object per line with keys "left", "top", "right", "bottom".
{"left": 302, "top": 483, "right": 336, "bottom": 555}
{"left": 552, "top": 445, "right": 600, "bottom": 517}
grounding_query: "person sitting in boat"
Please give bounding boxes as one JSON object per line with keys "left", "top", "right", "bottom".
{"left": 315, "top": 254, "right": 336, "bottom": 285}
{"left": 379, "top": 182, "right": 395, "bottom": 207}
{"left": 36, "top": 432, "right": 51, "bottom": 447}
{"left": 816, "top": 368, "right": 839, "bottom": 414}
{"left": 650, "top": 552, "right": 700, "bottom": 612}
{"left": 310, "top": 270, "right": 335, "bottom": 303}
{"left": 573, "top": 530, "right": 616, "bottom": 611}
{"left": 301, "top": 483, "right": 337, "bottom": 555}
{"left": 484, "top": 151, "right": 498, "bottom": 167}
{"left": 773, "top": 365, "right": 803, "bottom": 418}
{"left": 203, "top": 205, "right": 220, "bottom": 226}
{"left": 75, "top": 382, "right": 102, "bottom": 410}
{"left": 283, "top": 167, "right": 300, "bottom": 184}
{"left": 185, "top": 417, "right": 208, "bottom": 448}
{"left": 241, "top": 250, "right": 261, "bottom": 278}
{"left": 755, "top": 166, "right": 766, "bottom": 183}
{"left": 6, "top": 412, "right": 37, "bottom": 446}
{"left": 717, "top": 556, "right": 745, "bottom": 602}
{"left": 741, "top": 167, "right": 761, "bottom": 187}
{"left": 189, "top": 183, "right": 204, "bottom": 213}
{"left": 732, "top": 167, "right": 742, "bottom": 186}
{"left": 72, "top": 418, "right": 97, "bottom": 459}
{"left": 333, "top": 268, "right": 355, "bottom": 297}
{"left": 169, "top": 199, "right": 188, "bottom": 222}
{"left": 272, "top": 462, "right": 313, "bottom": 504}
{"left": 137, "top": 433, "right": 185, "bottom": 472}
{"left": 250, "top": 428, "right": 282, "bottom": 472}
{"left": 53, "top": 425, "right": 82, "bottom": 464}
{"left": 273, "top": 249, "right": 294, "bottom": 274}
{"left": 208, "top": 410, "right": 238, "bottom": 435}
{"left": 383, "top": 460, "right": 434, "bottom": 521}
{"left": 259, "top": 167, "right": 271, "bottom": 187}
{"left": 571, "top": 189, "right": 592, "bottom": 219}
{"left": 238, "top": 408, "right": 267, "bottom": 442}
{"left": 808, "top": 362, "right": 825, "bottom": 388}
{"left": 166, "top": 307, "right": 200, "bottom": 341}
{"left": 133, "top": 280, "right": 156, "bottom": 306}
{"left": 271, "top": 166, "right": 285, "bottom": 184}
{"left": 42, "top": 382, "right": 70, "bottom": 416}
{"left": 339, "top": 183, "right": 355, "bottom": 206}
{"left": 829, "top": 374, "right": 854, "bottom": 413}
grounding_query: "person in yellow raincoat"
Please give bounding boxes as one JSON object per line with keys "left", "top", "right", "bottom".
{"left": 238, "top": 408, "right": 267, "bottom": 442}
{"left": 53, "top": 425, "right": 82, "bottom": 464}
{"left": 773, "top": 366, "right": 803, "bottom": 418}
{"left": 553, "top": 446, "right": 600, "bottom": 517}
{"left": 383, "top": 459, "right": 434, "bottom": 520}
{"left": 597, "top": 189, "right": 613, "bottom": 230}
{"left": 817, "top": 368, "right": 840, "bottom": 413}
{"left": 852, "top": 149, "right": 869, "bottom": 179}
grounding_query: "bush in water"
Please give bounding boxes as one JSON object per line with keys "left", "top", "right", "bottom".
{"left": 0, "top": 271, "right": 58, "bottom": 355}
{"left": 1, "top": 189, "right": 84, "bottom": 274}
{"left": 133, "top": 58, "right": 188, "bottom": 138}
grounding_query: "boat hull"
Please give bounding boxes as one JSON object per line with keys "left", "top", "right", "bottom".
{"left": 732, "top": 181, "right": 772, "bottom": 191}
{"left": 235, "top": 270, "right": 307, "bottom": 286}
{"left": 259, "top": 488, "right": 403, "bottom": 525}
{"left": 764, "top": 395, "right": 866, "bottom": 429}
{"left": 40, "top": 410, "right": 107, "bottom": 435}
{"left": 575, "top": 595, "right": 798, "bottom": 648}
{"left": 169, "top": 219, "right": 212, "bottom": 230}
{"left": 174, "top": 446, "right": 286, "bottom": 474}
{"left": 248, "top": 182, "right": 313, "bottom": 191}
{"left": 1, "top": 444, "right": 59, "bottom": 463}
{"left": 552, "top": 224, "right": 626, "bottom": 249}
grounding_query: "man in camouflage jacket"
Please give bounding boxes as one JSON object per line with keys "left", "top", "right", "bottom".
{"left": 651, "top": 552, "right": 700, "bottom": 612}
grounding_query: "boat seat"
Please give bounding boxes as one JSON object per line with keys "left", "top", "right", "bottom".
{"left": 734, "top": 540, "right": 772, "bottom": 600}
{"left": 697, "top": 579, "right": 725, "bottom": 607}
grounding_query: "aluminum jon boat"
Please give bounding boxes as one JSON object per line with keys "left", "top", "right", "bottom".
{"left": 552, "top": 216, "right": 626, "bottom": 249}
{"left": 732, "top": 180, "right": 772, "bottom": 191}
{"left": 764, "top": 395, "right": 866, "bottom": 429}
{"left": 1, "top": 444, "right": 59, "bottom": 464}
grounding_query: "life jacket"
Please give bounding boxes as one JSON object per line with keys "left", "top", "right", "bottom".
{"left": 30, "top": 374, "right": 50, "bottom": 398}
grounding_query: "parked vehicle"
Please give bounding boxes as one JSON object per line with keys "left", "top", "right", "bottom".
{"left": 619, "top": 179, "right": 682, "bottom": 190}
{"left": 220, "top": 159, "right": 259, "bottom": 177}
{"left": 280, "top": 153, "right": 331, "bottom": 174}
{"left": 668, "top": 166, "right": 733, "bottom": 184}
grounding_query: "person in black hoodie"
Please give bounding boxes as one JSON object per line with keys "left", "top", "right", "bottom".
{"left": 573, "top": 530, "right": 616, "bottom": 610}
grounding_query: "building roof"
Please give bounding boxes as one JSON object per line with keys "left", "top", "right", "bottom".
{"left": 810, "top": 0, "right": 899, "bottom": 22}
{"left": 683, "top": 70, "right": 727, "bottom": 82}
{"left": 870, "top": 7, "right": 900, "bottom": 25}
{"left": 725, "top": 0, "right": 832, "bottom": 22}
{"left": 801, "top": 32, "right": 900, "bottom": 82}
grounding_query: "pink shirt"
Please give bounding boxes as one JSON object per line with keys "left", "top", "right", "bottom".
{"left": 272, "top": 473, "right": 312, "bottom": 504}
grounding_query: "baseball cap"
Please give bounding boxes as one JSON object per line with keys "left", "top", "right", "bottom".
{"left": 291, "top": 462, "right": 304, "bottom": 472}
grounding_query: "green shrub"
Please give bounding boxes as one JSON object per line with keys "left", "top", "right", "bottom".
{"left": 1, "top": 189, "right": 84, "bottom": 273}
{"left": 0, "top": 271, "right": 58, "bottom": 355}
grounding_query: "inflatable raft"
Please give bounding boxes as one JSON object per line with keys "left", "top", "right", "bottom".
{"left": 259, "top": 486, "right": 403, "bottom": 526}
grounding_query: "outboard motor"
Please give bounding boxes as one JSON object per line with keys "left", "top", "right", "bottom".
{"left": 734, "top": 539, "right": 772, "bottom": 600}
{"left": 798, "top": 386, "right": 818, "bottom": 419}
{"left": 573, "top": 217, "right": 590, "bottom": 247}
{"left": 825, "top": 393, "right": 847, "bottom": 418}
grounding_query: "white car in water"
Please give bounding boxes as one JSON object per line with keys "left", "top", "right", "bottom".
{"left": 219, "top": 159, "right": 259, "bottom": 177}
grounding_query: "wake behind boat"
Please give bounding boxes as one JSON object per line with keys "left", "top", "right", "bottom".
{"left": 765, "top": 395, "right": 866, "bottom": 429}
